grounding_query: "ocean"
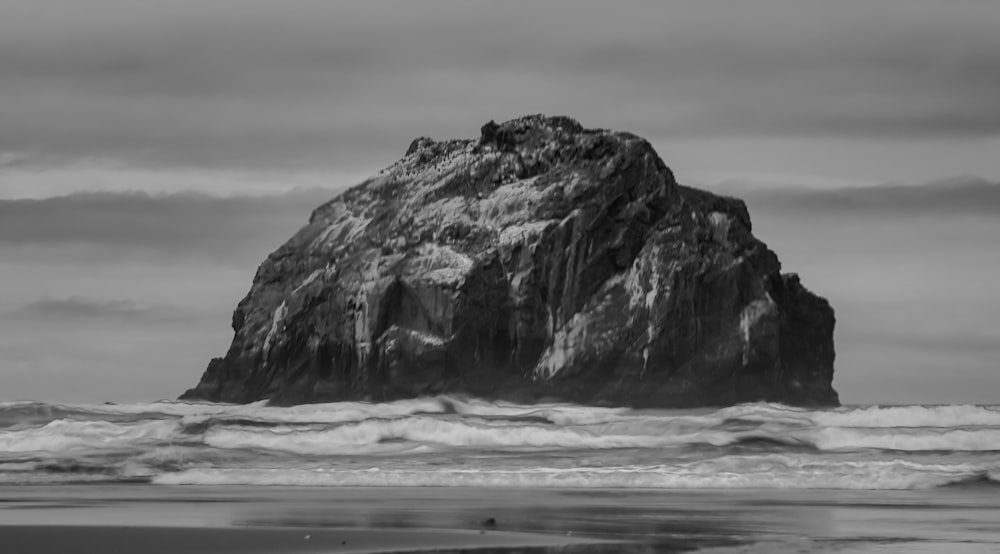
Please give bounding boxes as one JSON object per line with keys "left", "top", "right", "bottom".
{"left": 2, "top": 398, "right": 999, "bottom": 552}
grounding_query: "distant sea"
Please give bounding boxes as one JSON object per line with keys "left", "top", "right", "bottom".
{"left": 2, "top": 398, "right": 999, "bottom": 552}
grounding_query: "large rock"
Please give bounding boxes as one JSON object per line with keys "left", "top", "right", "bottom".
{"left": 181, "top": 115, "right": 838, "bottom": 407}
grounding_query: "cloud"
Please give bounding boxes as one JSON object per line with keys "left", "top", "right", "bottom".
{"left": 0, "top": 0, "right": 998, "bottom": 172}
{"left": 0, "top": 302, "right": 226, "bottom": 402}
{"left": 11, "top": 296, "right": 189, "bottom": 323}
{"left": 0, "top": 166, "right": 366, "bottom": 200}
{"left": 0, "top": 188, "right": 338, "bottom": 265}
{"left": 855, "top": 329, "right": 1000, "bottom": 356}
{"left": 0, "top": 291, "right": 227, "bottom": 402}
{"left": 720, "top": 175, "right": 1000, "bottom": 217}
{"left": 0, "top": 188, "right": 333, "bottom": 403}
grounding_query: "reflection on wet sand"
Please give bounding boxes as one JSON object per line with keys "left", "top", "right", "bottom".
{"left": 2, "top": 485, "right": 999, "bottom": 553}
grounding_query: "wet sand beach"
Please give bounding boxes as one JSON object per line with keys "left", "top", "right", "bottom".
{"left": 0, "top": 525, "right": 606, "bottom": 554}
{"left": 2, "top": 485, "right": 1000, "bottom": 553}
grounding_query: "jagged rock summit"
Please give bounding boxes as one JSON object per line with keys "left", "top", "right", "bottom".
{"left": 182, "top": 115, "right": 838, "bottom": 407}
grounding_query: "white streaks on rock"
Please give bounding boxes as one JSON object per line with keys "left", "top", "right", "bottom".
{"left": 536, "top": 311, "right": 591, "bottom": 380}
{"left": 411, "top": 243, "right": 474, "bottom": 285}
{"left": 401, "top": 328, "right": 448, "bottom": 348}
{"left": 624, "top": 244, "right": 673, "bottom": 375}
{"left": 479, "top": 179, "right": 546, "bottom": 227}
{"left": 499, "top": 220, "right": 555, "bottom": 247}
{"left": 312, "top": 205, "right": 371, "bottom": 252}
{"left": 262, "top": 300, "right": 288, "bottom": 358}
{"left": 708, "top": 211, "right": 731, "bottom": 245}
{"left": 291, "top": 269, "right": 324, "bottom": 295}
{"left": 412, "top": 196, "right": 475, "bottom": 235}
{"left": 534, "top": 273, "right": 627, "bottom": 381}
{"left": 739, "top": 293, "right": 777, "bottom": 366}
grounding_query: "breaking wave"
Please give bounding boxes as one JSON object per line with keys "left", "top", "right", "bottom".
{"left": 2, "top": 398, "right": 999, "bottom": 489}
{"left": 0, "top": 419, "right": 179, "bottom": 453}
{"left": 196, "top": 419, "right": 1000, "bottom": 454}
{"left": 153, "top": 459, "right": 1000, "bottom": 490}
{"left": 812, "top": 404, "right": 1000, "bottom": 428}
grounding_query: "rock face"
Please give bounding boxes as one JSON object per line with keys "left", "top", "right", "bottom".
{"left": 181, "top": 115, "right": 838, "bottom": 407}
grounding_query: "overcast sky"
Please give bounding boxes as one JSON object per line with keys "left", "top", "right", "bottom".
{"left": 1, "top": 0, "right": 998, "bottom": 404}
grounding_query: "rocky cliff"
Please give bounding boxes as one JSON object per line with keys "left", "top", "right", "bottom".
{"left": 181, "top": 115, "right": 838, "bottom": 407}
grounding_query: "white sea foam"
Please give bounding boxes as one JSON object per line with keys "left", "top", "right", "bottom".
{"left": 5, "top": 400, "right": 1000, "bottom": 430}
{"left": 153, "top": 456, "right": 1000, "bottom": 490}
{"left": 177, "top": 396, "right": 453, "bottom": 427}
{"left": 0, "top": 399, "right": 269, "bottom": 420}
{"left": 175, "top": 396, "right": 631, "bottom": 428}
{"left": 0, "top": 419, "right": 179, "bottom": 453}
{"left": 0, "top": 462, "right": 38, "bottom": 471}
{"left": 813, "top": 427, "right": 1000, "bottom": 452}
{"left": 448, "top": 398, "right": 632, "bottom": 426}
{"left": 715, "top": 402, "right": 814, "bottom": 424}
{"left": 6, "top": 399, "right": 1000, "bottom": 489}
{"left": 812, "top": 404, "right": 1000, "bottom": 428}
{"left": 712, "top": 403, "right": 1000, "bottom": 431}
{"left": 0, "top": 396, "right": 448, "bottom": 428}
{"left": 202, "top": 416, "right": 733, "bottom": 453}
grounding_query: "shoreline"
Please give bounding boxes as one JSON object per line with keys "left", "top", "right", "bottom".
{"left": 3, "top": 484, "right": 999, "bottom": 553}
{"left": 0, "top": 524, "right": 612, "bottom": 554}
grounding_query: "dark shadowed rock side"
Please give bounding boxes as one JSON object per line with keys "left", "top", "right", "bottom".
{"left": 181, "top": 115, "right": 838, "bottom": 407}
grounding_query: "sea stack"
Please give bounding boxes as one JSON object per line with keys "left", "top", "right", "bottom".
{"left": 181, "top": 115, "right": 838, "bottom": 407}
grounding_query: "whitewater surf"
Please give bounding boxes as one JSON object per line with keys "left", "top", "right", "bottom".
{"left": 2, "top": 398, "right": 999, "bottom": 490}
